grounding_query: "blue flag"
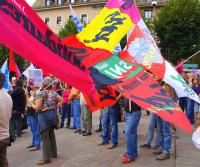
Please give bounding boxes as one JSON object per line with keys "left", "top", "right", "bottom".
{"left": 1, "top": 60, "right": 10, "bottom": 91}
{"left": 69, "top": 5, "right": 84, "bottom": 32}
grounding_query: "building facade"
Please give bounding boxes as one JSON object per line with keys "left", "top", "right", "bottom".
{"left": 32, "top": 0, "right": 167, "bottom": 34}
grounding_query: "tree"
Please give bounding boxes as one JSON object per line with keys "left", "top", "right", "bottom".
{"left": 0, "top": 44, "right": 27, "bottom": 72}
{"left": 153, "top": 0, "right": 200, "bottom": 64}
{"left": 58, "top": 20, "right": 78, "bottom": 38}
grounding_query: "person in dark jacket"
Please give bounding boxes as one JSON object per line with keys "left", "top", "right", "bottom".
{"left": 9, "top": 79, "right": 26, "bottom": 139}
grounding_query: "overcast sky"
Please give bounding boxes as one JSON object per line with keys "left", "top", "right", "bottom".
{"left": 25, "top": 0, "right": 36, "bottom": 6}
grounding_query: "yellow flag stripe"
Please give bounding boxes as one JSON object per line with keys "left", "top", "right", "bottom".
{"left": 77, "top": 8, "right": 134, "bottom": 52}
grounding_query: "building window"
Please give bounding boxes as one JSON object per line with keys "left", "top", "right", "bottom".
{"left": 57, "top": 16, "right": 62, "bottom": 25}
{"left": 69, "top": 15, "right": 73, "bottom": 22}
{"left": 45, "top": 0, "right": 51, "bottom": 6}
{"left": 70, "top": 0, "right": 75, "bottom": 4}
{"left": 57, "top": 0, "right": 62, "bottom": 5}
{"left": 44, "top": 17, "right": 50, "bottom": 25}
{"left": 144, "top": 10, "right": 152, "bottom": 19}
{"left": 81, "top": 14, "right": 88, "bottom": 24}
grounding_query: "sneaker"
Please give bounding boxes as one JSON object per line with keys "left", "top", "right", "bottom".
{"left": 36, "top": 160, "right": 51, "bottom": 165}
{"left": 152, "top": 145, "right": 160, "bottom": 150}
{"left": 97, "top": 141, "right": 109, "bottom": 146}
{"left": 30, "top": 147, "right": 40, "bottom": 152}
{"left": 122, "top": 156, "right": 136, "bottom": 164}
{"left": 74, "top": 129, "right": 81, "bottom": 133}
{"left": 83, "top": 132, "right": 92, "bottom": 136}
{"left": 153, "top": 148, "right": 162, "bottom": 155}
{"left": 156, "top": 152, "right": 170, "bottom": 160}
{"left": 79, "top": 130, "right": 86, "bottom": 134}
{"left": 95, "top": 129, "right": 102, "bottom": 132}
{"left": 107, "top": 144, "right": 118, "bottom": 149}
{"left": 139, "top": 144, "right": 151, "bottom": 149}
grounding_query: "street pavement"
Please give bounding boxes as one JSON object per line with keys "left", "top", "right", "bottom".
{"left": 7, "top": 111, "right": 199, "bottom": 167}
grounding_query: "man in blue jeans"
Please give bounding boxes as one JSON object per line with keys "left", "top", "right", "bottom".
{"left": 122, "top": 98, "right": 141, "bottom": 164}
{"left": 69, "top": 88, "right": 81, "bottom": 133}
{"left": 98, "top": 103, "right": 119, "bottom": 149}
{"left": 153, "top": 116, "right": 172, "bottom": 160}
{"left": 140, "top": 112, "right": 161, "bottom": 149}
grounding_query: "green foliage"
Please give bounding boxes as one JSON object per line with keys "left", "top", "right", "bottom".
{"left": 153, "top": 0, "right": 200, "bottom": 64}
{"left": 0, "top": 44, "right": 27, "bottom": 71}
{"left": 58, "top": 20, "right": 78, "bottom": 38}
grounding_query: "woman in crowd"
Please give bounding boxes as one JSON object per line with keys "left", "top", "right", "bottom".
{"left": 191, "top": 78, "right": 200, "bottom": 128}
{"left": 31, "top": 77, "right": 63, "bottom": 165}
{"left": 80, "top": 92, "right": 92, "bottom": 136}
{"left": 26, "top": 83, "right": 40, "bottom": 151}
{"left": 60, "top": 84, "right": 71, "bottom": 128}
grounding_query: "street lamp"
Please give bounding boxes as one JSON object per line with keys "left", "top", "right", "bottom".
{"left": 151, "top": 0, "right": 157, "bottom": 18}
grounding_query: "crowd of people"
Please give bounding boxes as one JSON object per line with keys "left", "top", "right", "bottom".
{"left": 0, "top": 71, "right": 200, "bottom": 166}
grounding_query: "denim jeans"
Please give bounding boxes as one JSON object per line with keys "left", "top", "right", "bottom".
{"left": 60, "top": 103, "right": 71, "bottom": 128}
{"left": 186, "top": 99, "right": 194, "bottom": 124}
{"left": 145, "top": 113, "right": 160, "bottom": 147}
{"left": 102, "top": 105, "right": 119, "bottom": 145}
{"left": 125, "top": 111, "right": 141, "bottom": 158}
{"left": 72, "top": 99, "right": 81, "bottom": 129}
{"left": 157, "top": 117, "right": 172, "bottom": 153}
{"left": 27, "top": 115, "right": 40, "bottom": 148}
{"left": 179, "top": 97, "right": 187, "bottom": 112}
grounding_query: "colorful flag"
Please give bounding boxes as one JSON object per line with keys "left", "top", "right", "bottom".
{"left": 69, "top": 5, "right": 122, "bottom": 63}
{"left": 122, "top": 4, "right": 200, "bottom": 104}
{"left": 0, "top": 0, "right": 117, "bottom": 110}
{"left": 93, "top": 54, "right": 192, "bottom": 132}
{"left": 0, "top": 0, "right": 193, "bottom": 132}
{"left": 69, "top": 5, "right": 84, "bottom": 32}
{"left": 8, "top": 50, "right": 21, "bottom": 78}
{"left": 0, "top": 59, "right": 10, "bottom": 91}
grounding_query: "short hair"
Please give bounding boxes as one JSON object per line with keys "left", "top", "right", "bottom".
{"left": 16, "top": 79, "right": 23, "bottom": 87}
{"left": 0, "top": 72, "right": 6, "bottom": 89}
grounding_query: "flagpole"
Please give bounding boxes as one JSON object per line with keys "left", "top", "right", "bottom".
{"left": 175, "top": 50, "right": 200, "bottom": 69}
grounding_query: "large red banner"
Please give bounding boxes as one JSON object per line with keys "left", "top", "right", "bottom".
{"left": 0, "top": 0, "right": 116, "bottom": 110}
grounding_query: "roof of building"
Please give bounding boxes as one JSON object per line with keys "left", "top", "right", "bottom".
{"left": 32, "top": 0, "right": 167, "bottom": 10}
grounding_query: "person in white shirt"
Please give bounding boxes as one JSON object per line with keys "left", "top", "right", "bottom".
{"left": 0, "top": 72, "right": 13, "bottom": 167}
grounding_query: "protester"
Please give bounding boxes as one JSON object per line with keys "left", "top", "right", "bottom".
{"left": 122, "top": 98, "right": 141, "bottom": 164}
{"left": 187, "top": 75, "right": 195, "bottom": 124}
{"left": 95, "top": 110, "right": 102, "bottom": 132}
{"left": 98, "top": 94, "right": 121, "bottom": 149}
{"left": 69, "top": 87, "right": 81, "bottom": 133}
{"left": 153, "top": 83, "right": 173, "bottom": 161}
{"left": 140, "top": 112, "right": 160, "bottom": 149}
{"left": 191, "top": 78, "right": 200, "bottom": 128}
{"left": 0, "top": 72, "right": 13, "bottom": 167}
{"left": 9, "top": 79, "right": 26, "bottom": 139}
{"left": 80, "top": 92, "right": 92, "bottom": 136}
{"left": 31, "top": 77, "right": 63, "bottom": 165}
{"left": 26, "top": 84, "right": 40, "bottom": 151}
{"left": 60, "top": 84, "right": 71, "bottom": 128}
